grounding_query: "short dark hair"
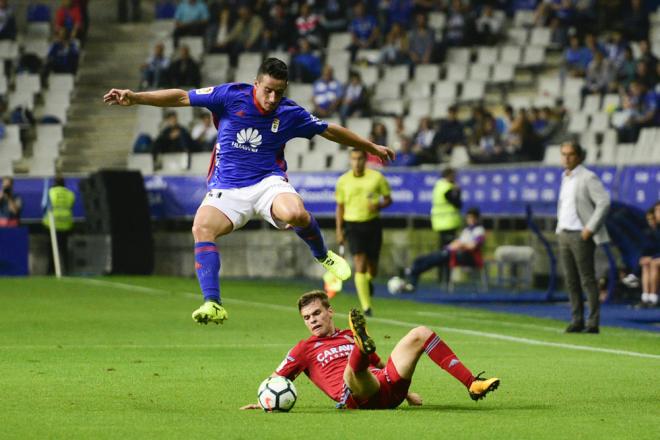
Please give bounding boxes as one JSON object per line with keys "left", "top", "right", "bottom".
{"left": 54, "top": 175, "right": 65, "bottom": 187}
{"left": 466, "top": 207, "right": 481, "bottom": 219}
{"left": 257, "top": 58, "right": 288, "bottom": 81}
{"left": 562, "top": 140, "right": 586, "bottom": 162}
{"left": 441, "top": 167, "right": 455, "bottom": 178}
{"left": 297, "top": 290, "right": 330, "bottom": 312}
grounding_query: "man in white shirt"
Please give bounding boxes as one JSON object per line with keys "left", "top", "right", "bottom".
{"left": 557, "top": 141, "right": 610, "bottom": 334}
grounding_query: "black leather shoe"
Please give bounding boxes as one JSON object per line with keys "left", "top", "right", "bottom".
{"left": 565, "top": 323, "right": 585, "bottom": 333}
{"left": 583, "top": 326, "right": 599, "bottom": 334}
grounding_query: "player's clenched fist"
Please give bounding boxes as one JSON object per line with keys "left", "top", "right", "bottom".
{"left": 103, "top": 88, "right": 137, "bottom": 106}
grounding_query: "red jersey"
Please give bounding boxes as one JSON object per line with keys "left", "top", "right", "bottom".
{"left": 276, "top": 329, "right": 381, "bottom": 403}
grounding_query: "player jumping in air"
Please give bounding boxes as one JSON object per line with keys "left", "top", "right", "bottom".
{"left": 241, "top": 290, "right": 500, "bottom": 410}
{"left": 103, "top": 58, "right": 395, "bottom": 325}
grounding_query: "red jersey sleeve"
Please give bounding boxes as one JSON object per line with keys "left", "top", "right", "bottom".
{"left": 275, "top": 341, "right": 307, "bottom": 381}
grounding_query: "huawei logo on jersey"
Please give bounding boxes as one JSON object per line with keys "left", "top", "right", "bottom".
{"left": 232, "top": 128, "right": 262, "bottom": 152}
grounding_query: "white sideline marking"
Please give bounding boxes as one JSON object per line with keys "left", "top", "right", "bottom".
{"left": 0, "top": 343, "right": 290, "bottom": 350}
{"left": 63, "top": 278, "right": 660, "bottom": 360}
{"left": 416, "top": 311, "right": 564, "bottom": 333}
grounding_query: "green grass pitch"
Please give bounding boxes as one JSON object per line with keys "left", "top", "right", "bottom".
{"left": 1, "top": 276, "right": 658, "bottom": 439}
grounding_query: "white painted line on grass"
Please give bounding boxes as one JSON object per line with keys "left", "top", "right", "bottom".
{"left": 416, "top": 311, "right": 564, "bottom": 333}
{"left": 64, "top": 278, "right": 660, "bottom": 360}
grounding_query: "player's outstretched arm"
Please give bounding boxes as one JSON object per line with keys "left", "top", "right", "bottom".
{"left": 103, "top": 88, "right": 190, "bottom": 107}
{"left": 320, "top": 123, "right": 396, "bottom": 163}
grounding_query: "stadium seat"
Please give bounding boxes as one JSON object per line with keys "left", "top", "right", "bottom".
{"left": 355, "top": 49, "right": 380, "bottom": 64}
{"left": 23, "top": 38, "right": 50, "bottom": 58}
{"left": 267, "top": 50, "right": 291, "bottom": 65}
{"left": 328, "top": 152, "right": 350, "bottom": 171}
{"left": 346, "top": 118, "right": 372, "bottom": 139}
{"left": 431, "top": 100, "right": 450, "bottom": 119}
{"left": 287, "top": 83, "right": 314, "bottom": 104}
{"left": 562, "top": 93, "right": 581, "bottom": 112}
{"left": 537, "top": 76, "right": 562, "bottom": 97}
{"left": 599, "top": 142, "right": 616, "bottom": 164}
{"left": 189, "top": 152, "right": 212, "bottom": 175}
{"left": 449, "top": 145, "right": 470, "bottom": 168}
{"left": 602, "top": 94, "right": 620, "bottom": 111}
{"left": 407, "top": 99, "right": 432, "bottom": 117}
{"left": 49, "top": 74, "right": 75, "bottom": 94}
{"left": 127, "top": 154, "right": 155, "bottom": 175}
{"left": 354, "top": 66, "right": 379, "bottom": 87}
{"left": 476, "top": 46, "right": 498, "bottom": 65}
{"left": 469, "top": 64, "right": 491, "bottom": 82}
{"left": 32, "top": 138, "right": 60, "bottom": 159}
{"left": 0, "top": 40, "right": 18, "bottom": 61}
{"left": 543, "top": 144, "right": 562, "bottom": 165}
{"left": 0, "top": 75, "right": 7, "bottom": 95}
{"left": 374, "top": 81, "right": 402, "bottom": 100}
{"left": 615, "top": 143, "right": 635, "bottom": 164}
{"left": 508, "top": 95, "right": 531, "bottom": 110}
{"left": 433, "top": 80, "right": 457, "bottom": 101}
{"left": 404, "top": 81, "right": 432, "bottom": 100}
{"left": 26, "top": 22, "right": 51, "bottom": 38}
{"left": 491, "top": 64, "right": 515, "bottom": 84}
{"left": 15, "top": 73, "right": 41, "bottom": 95}
{"left": 237, "top": 53, "right": 263, "bottom": 72}
{"left": 179, "top": 37, "right": 204, "bottom": 60}
{"left": 9, "top": 91, "right": 35, "bottom": 110}
{"left": 27, "top": 3, "right": 52, "bottom": 22}
{"left": 36, "top": 124, "right": 64, "bottom": 146}
{"left": 0, "top": 125, "right": 22, "bottom": 161}
{"left": 532, "top": 95, "right": 555, "bottom": 108}
{"left": 0, "top": 156, "right": 12, "bottom": 175}
{"left": 378, "top": 99, "right": 405, "bottom": 116}
{"left": 326, "top": 51, "right": 350, "bottom": 83}
{"left": 414, "top": 64, "right": 440, "bottom": 82}
{"left": 201, "top": 58, "right": 230, "bottom": 84}
{"left": 590, "top": 113, "right": 609, "bottom": 132}
{"left": 445, "top": 64, "right": 468, "bottom": 81}
{"left": 150, "top": 19, "right": 175, "bottom": 38}
{"left": 383, "top": 65, "right": 409, "bottom": 84}
{"left": 499, "top": 46, "right": 522, "bottom": 65}
{"left": 530, "top": 27, "right": 552, "bottom": 47}
{"left": 136, "top": 106, "right": 162, "bottom": 138}
{"left": 43, "top": 89, "right": 72, "bottom": 109}
{"left": 522, "top": 46, "right": 545, "bottom": 66}
{"left": 507, "top": 27, "right": 528, "bottom": 45}
{"left": 403, "top": 116, "right": 421, "bottom": 136}
{"left": 460, "top": 80, "right": 485, "bottom": 102}
{"left": 568, "top": 112, "right": 589, "bottom": 133}
{"left": 563, "top": 77, "right": 584, "bottom": 96}
{"left": 328, "top": 32, "right": 351, "bottom": 51}
{"left": 513, "top": 10, "right": 535, "bottom": 27}
{"left": 582, "top": 94, "right": 601, "bottom": 114}
{"left": 41, "top": 100, "right": 68, "bottom": 123}
{"left": 28, "top": 157, "right": 56, "bottom": 176}
{"left": 447, "top": 48, "right": 471, "bottom": 64}
{"left": 301, "top": 147, "right": 330, "bottom": 171}
{"left": 160, "top": 152, "right": 189, "bottom": 173}
{"left": 286, "top": 153, "right": 303, "bottom": 172}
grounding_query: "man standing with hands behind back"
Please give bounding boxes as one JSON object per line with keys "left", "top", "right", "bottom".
{"left": 336, "top": 149, "right": 392, "bottom": 316}
{"left": 557, "top": 141, "right": 610, "bottom": 334}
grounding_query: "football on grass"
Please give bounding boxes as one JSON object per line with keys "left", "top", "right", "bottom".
{"left": 257, "top": 376, "right": 297, "bottom": 412}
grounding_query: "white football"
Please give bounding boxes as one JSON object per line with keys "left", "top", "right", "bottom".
{"left": 387, "top": 276, "right": 406, "bottom": 295}
{"left": 257, "top": 376, "right": 297, "bottom": 412}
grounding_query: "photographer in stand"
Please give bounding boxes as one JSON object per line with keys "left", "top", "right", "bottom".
{"left": 0, "top": 177, "right": 22, "bottom": 228}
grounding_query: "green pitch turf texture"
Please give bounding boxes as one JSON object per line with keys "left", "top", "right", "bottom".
{"left": 1, "top": 276, "right": 658, "bottom": 440}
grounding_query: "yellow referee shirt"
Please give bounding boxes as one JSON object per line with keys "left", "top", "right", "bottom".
{"left": 336, "top": 168, "right": 391, "bottom": 222}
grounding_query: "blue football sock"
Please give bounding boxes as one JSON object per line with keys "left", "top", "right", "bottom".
{"left": 293, "top": 214, "right": 328, "bottom": 260}
{"left": 194, "top": 242, "right": 221, "bottom": 303}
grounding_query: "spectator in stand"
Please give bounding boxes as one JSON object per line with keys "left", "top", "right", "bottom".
{"left": 366, "top": 121, "right": 388, "bottom": 168}
{"left": 563, "top": 35, "right": 591, "bottom": 78}
{"left": 475, "top": 4, "right": 503, "bottom": 46}
{"left": 617, "top": 80, "right": 658, "bottom": 143}
{"left": 388, "top": 135, "right": 418, "bottom": 167}
{"left": 379, "top": 22, "right": 409, "bottom": 66}
{"left": 44, "top": 28, "right": 79, "bottom": 75}
{"left": 0, "top": 0, "right": 16, "bottom": 41}
{"left": 445, "top": 0, "right": 468, "bottom": 47}
{"left": 471, "top": 113, "right": 505, "bottom": 163}
{"left": 637, "top": 203, "right": 660, "bottom": 308}
{"left": 407, "top": 13, "right": 435, "bottom": 65}
{"left": 634, "top": 60, "right": 657, "bottom": 91}
{"left": 548, "top": 17, "right": 568, "bottom": 50}
{"left": 290, "top": 38, "right": 322, "bottom": 84}
{"left": 296, "top": 2, "right": 323, "bottom": 49}
{"left": 387, "top": 0, "right": 415, "bottom": 30}
{"left": 495, "top": 105, "right": 515, "bottom": 136}
{"left": 339, "top": 70, "right": 368, "bottom": 120}
{"left": 583, "top": 33, "right": 603, "bottom": 64}
{"left": 348, "top": 2, "right": 380, "bottom": 62}
{"left": 604, "top": 31, "right": 626, "bottom": 69}
{"left": 319, "top": 0, "right": 348, "bottom": 34}
{"left": 312, "top": 65, "right": 343, "bottom": 118}
{"left": 411, "top": 117, "right": 437, "bottom": 164}
{"left": 622, "top": 0, "right": 649, "bottom": 42}
{"left": 262, "top": 3, "right": 295, "bottom": 52}
{"left": 581, "top": 50, "right": 614, "bottom": 104}
{"left": 535, "top": 0, "right": 576, "bottom": 27}
{"left": 153, "top": 111, "right": 194, "bottom": 162}
{"left": 140, "top": 42, "right": 170, "bottom": 89}
{"left": 169, "top": 45, "right": 201, "bottom": 88}
{"left": 509, "top": 109, "right": 544, "bottom": 161}
{"left": 55, "top": 0, "right": 83, "bottom": 41}
{"left": 433, "top": 105, "right": 466, "bottom": 159}
{"left": 211, "top": 5, "right": 263, "bottom": 66}
{"left": 637, "top": 40, "right": 658, "bottom": 73}
{"left": 205, "top": 0, "right": 231, "bottom": 53}
{"left": 0, "top": 177, "right": 21, "bottom": 228}
{"left": 616, "top": 46, "right": 637, "bottom": 90}
{"left": 173, "top": 0, "right": 209, "bottom": 48}
{"left": 118, "top": 0, "right": 140, "bottom": 23}
{"left": 191, "top": 111, "right": 218, "bottom": 151}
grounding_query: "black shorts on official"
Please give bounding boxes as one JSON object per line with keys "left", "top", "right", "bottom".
{"left": 344, "top": 218, "right": 383, "bottom": 261}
